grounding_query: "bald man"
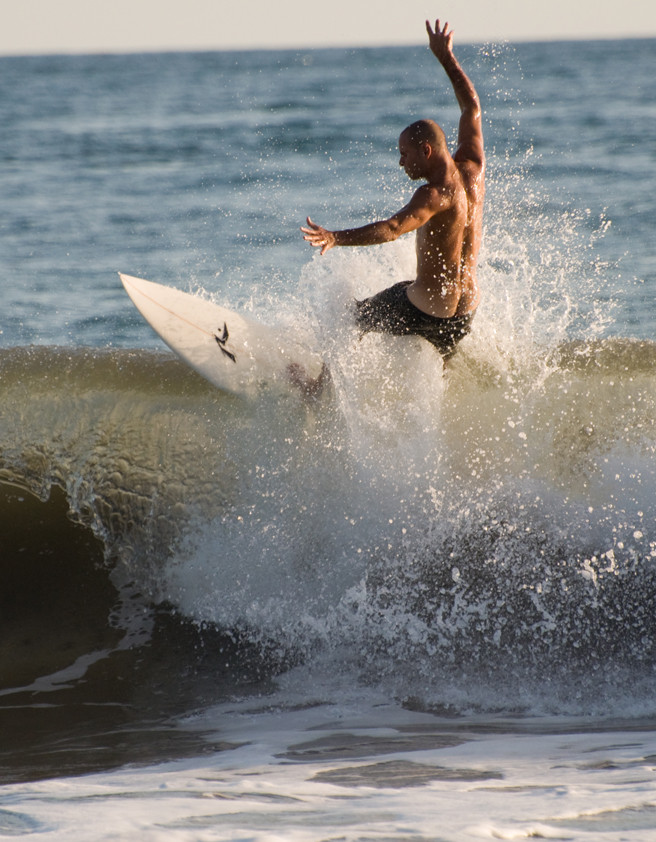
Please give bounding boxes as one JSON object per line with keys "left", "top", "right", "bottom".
{"left": 302, "top": 18, "right": 485, "bottom": 362}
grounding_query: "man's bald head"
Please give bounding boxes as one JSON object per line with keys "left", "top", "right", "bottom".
{"left": 401, "top": 119, "right": 448, "bottom": 155}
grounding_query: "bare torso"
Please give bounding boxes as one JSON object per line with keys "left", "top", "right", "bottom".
{"left": 407, "top": 159, "right": 484, "bottom": 319}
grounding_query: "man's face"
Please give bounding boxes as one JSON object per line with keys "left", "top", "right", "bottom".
{"left": 398, "top": 133, "right": 427, "bottom": 180}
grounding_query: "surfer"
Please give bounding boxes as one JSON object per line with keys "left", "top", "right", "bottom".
{"left": 302, "top": 18, "right": 485, "bottom": 362}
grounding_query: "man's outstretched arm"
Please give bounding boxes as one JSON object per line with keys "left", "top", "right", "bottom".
{"left": 426, "top": 18, "right": 484, "bottom": 166}
{"left": 301, "top": 184, "right": 452, "bottom": 255}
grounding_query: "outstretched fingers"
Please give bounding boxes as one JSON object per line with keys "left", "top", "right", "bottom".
{"left": 300, "top": 216, "right": 318, "bottom": 234}
{"left": 426, "top": 18, "right": 451, "bottom": 35}
{"left": 300, "top": 216, "right": 320, "bottom": 240}
{"left": 300, "top": 217, "right": 334, "bottom": 254}
{"left": 426, "top": 18, "right": 454, "bottom": 58}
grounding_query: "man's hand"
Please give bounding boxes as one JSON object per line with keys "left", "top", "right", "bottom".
{"left": 426, "top": 18, "right": 454, "bottom": 65}
{"left": 301, "top": 217, "right": 336, "bottom": 255}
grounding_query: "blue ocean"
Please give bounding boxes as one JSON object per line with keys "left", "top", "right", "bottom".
{"left": 1, "top": 37, "right": 656, "bottom": 840}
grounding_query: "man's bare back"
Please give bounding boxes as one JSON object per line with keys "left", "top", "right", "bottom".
{"left": 302, "top": 18, "right": 485, "bottom": 354}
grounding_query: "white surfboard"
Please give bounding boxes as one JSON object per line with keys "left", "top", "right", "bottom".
{"left": 120, "top": 273, "right": 324, "bottom": 397}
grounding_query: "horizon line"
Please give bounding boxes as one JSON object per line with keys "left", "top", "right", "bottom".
{"left": 1, "top": 31, "right": 654, "bottom": 59}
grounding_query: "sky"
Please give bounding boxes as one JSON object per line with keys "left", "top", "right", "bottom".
{"left": 2, "top": 0, "right": 655, "bottom": 56}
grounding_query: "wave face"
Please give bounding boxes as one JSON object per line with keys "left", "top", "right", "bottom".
{"left": 2, "top": 327, "right": 656, "bottom": 717}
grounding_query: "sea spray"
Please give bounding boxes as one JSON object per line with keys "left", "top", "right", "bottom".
{"left": 149, "top": 229, "right": 656, "bottom": 715}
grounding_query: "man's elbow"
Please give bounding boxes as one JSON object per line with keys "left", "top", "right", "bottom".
{"left": 382, "top": 220, "right": 404, "bottom": 242}
{"left": 462, "top": 97, "right": 481, "bottom": 121}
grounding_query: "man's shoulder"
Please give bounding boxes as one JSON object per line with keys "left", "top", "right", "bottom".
{"left": 404, "top": 183, "right": 438, "bottom": 213}
{"left": 413, "top": 180, "right": 456, "bottom": 203}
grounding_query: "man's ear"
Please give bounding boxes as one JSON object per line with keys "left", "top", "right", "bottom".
{"left": 421, "top": 142, "right": 432, "bottom": 159}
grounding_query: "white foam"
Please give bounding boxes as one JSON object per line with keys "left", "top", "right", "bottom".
{"left": 6, "top": 691, "right": 656, "bottom": 841}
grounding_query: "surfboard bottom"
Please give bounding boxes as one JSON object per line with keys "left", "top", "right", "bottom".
{"left": 120, "top": 273, "right": 325, "bottom": 399}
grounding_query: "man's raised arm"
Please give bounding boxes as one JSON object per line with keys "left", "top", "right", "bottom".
{"left": 426, "top": 18, "right": 484, "bottom": 166}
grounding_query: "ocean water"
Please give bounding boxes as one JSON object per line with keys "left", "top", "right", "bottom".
{"left": 1, "top": 36, "right": 656, "bottom": 840}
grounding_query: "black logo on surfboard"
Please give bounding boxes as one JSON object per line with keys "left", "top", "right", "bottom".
{"left": 214, "top": 323, "right": 236, "bottom": 363}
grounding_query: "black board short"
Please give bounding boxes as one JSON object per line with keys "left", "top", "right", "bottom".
{"left": 355, "top": 281, "right": 475, "bottom": 361}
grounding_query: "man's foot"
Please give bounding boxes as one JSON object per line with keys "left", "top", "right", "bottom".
{"left": 286, "top": 361, "right": 330, "bottom": 399}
